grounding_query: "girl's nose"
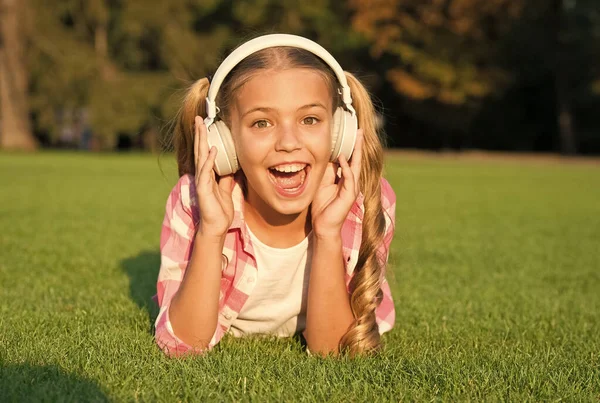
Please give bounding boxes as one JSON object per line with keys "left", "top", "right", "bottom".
{"left": 274, "top": 122, "right": 302, "bottom": 152}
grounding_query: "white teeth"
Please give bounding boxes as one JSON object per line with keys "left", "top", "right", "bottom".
{"left": 271, "top": 164, "right": 307, "bottom": 173}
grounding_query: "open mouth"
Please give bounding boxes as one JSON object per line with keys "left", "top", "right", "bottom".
{"left": 268, "top": 163, "right": 310, "bottom": 196}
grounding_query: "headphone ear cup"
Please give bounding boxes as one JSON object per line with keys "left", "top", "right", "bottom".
{"left": 330, "top": 107, "right": 358, "bottom": 162}
{"left": 330, "top": 107, "right": 344, "bottom": 162}
{"left": 206, "top": 121, "right": 240, "bottom": 176}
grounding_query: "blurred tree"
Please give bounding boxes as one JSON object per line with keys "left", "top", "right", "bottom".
{"left": 552, "top": 0, "right": 576, "bottom": 154}
{"left": 28, "top": 0, "right": 109, "bottom": 146}
{"left": 25, "top": 0, "right": 364, "bottom": 149}
{"left": 228, "top": 0, "right": 363, "bottom": 50}
{"left": 349, "top": 0, "right": 600, "bottom": 153}
{"left": 116, "top": 0, "right": 230, "bottom": 79}
{"left": 559, "top": 0, "right": 600, "bottom": 154}
{"left": 225, "top": 0, "right": 370, "bottom": 83}
{"left": 17, "top": 0, "right": 600, "bottom": 152}
{"left": 347, "top": 0, "right": 530, "bottom": 147}
{"left": 89, "top": 0, "right": 227, "bottom": 147}
{"left": 26, "top": 0, "right": 235, "bottom": 149}
{"left": 0, "top": 0, "right": 38, "bottom": 150}
{"left": 472, "top": 0, "right": 600, "bottom": 154}
{"left": 349, "top": 0, "right": 523, "bottom": 106}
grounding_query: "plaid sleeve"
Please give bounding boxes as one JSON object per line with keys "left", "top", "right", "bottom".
{"left": 376, "top": 178, "right": 397, "bottom": 334}
{"left": 154, "top": 174, "right": 222, "bottom": 356}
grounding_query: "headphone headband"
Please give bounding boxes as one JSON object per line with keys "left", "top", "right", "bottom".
{"left": 204, "top": 34, "right": 354, "bottom": 126}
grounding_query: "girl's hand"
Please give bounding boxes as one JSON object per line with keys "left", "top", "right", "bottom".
{"left": 193, "top": 116, "right": 235, "bottom": 238}
{"left": 311, "top": 129, "right": 363, "bottom": 238}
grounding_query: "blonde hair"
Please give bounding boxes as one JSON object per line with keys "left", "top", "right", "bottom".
{"left": 169, "top": 46, "right": 387, "bottom": 356}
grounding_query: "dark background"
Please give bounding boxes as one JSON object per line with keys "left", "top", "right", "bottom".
{"left": 1, "top": 0, "right": 599, "bottom": 155}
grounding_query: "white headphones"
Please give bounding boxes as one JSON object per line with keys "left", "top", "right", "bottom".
{"left": 204, "top": 34, "right": 358, "bottom": 176}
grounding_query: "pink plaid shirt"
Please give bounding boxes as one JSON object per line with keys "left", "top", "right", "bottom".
{"left": 155, "top": 174, "right": 396, "bottom": 356}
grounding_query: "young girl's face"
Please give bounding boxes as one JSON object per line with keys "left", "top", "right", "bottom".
{"left": 230, "top": 68, "right": 333, "bottom": 220}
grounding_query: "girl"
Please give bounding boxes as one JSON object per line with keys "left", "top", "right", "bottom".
{"left": 155, "top": 34, "right": 396, "bottom": 357}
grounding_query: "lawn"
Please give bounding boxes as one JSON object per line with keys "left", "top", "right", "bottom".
{"left": 1, "top": 151, "right": 599, "bottom": 401}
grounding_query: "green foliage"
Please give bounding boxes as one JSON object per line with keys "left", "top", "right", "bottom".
{"left": 20, "top": 0, "right": 600, "bottom": 151}
{"left": 27, "top": 0, "right": 235, "bottom": 146}
{"left": 349, "top": 0, "right": 522, "bottom": 105}
{"left": 28, "top": 1, "right": 97, "bottom": 130}
{"left": 88, "top": 72, "right": 175, "bottom": 147}
{"left": 1, "top": 152, "right": 599, "bottom": 400}
{"left": 25, "top": 0, "right": 364, "bottom": 148}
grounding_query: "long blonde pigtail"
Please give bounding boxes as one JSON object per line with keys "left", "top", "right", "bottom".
{"left": 172, "top": 78, "right": 211, "bottom": 176}
{"left": 338, "top": 72, "right": 387, "bottom": 355}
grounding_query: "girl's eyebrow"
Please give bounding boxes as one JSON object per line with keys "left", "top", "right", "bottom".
{"left": 242, "top": 107, "right": 274, "bottom": 118}
{"left": 299, "top": 103, "right": 327, "bottom": 111}
{"left": 242, "top": 103, "right": 327, "bottom": 118}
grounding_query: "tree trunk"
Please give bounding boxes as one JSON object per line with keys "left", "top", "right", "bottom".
{"left": 95, "top": 18, "right": 109, "bottom": 80}
{"left": 91, "top": 0, "right": 114, "bottom": 81}
{"left": 552, "top": 0, "right": 577, "bottom": 154}
{"left": 0, "top": 0, "right": 37, "bottom": 150}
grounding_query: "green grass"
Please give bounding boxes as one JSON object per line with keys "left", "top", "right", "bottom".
{"left": 1, "top": 151, "right": 599, "bottom": 401}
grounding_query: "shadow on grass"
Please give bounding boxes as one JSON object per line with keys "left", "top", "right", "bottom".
{"left": 0, "top": 364, "right": 108, "bottom": 402}
{"left": 120, "top": 250, "right": 160, "bottom": 330}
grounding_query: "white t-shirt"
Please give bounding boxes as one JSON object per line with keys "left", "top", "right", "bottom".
{"left": 229, "top": 226, "right": 313, "bottom": 337}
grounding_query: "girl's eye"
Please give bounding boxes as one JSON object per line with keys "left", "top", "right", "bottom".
{"left": 302, "top": 117, "right": 319, "bottom": 125}
{"left": 252, "top": 120, "right": 271, "bottom": 129}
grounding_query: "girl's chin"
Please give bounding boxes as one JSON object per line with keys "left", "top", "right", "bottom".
{"left": 269, "top": 193, "right": 312, "bottom": 216}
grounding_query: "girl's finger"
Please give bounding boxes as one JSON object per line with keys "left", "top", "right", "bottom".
{"left": 320, "top": 162, "right": 337, "bottom": 187}
{"left": 350, "top": 129, "right": 363, "bottom": 188}
{"left": 338, "top": 154, "right": 355, "bottom": 193}
{"left": 218, "top": 174, "right": 235, "bottom": 195}
{"left": 197, "top": 116, "right": 209, "bottom": 162}
{"left": 198, "top": 146, "right": 218, "bottom": 186}
{"left": 194, "top": 117, "right": 200, "bottom": 172}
